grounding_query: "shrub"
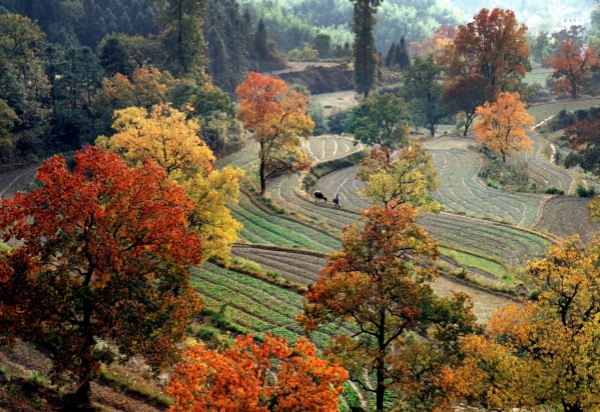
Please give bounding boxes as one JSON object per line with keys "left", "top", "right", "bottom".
{"left": 266, "top": 270, "right": 283, "bottom": 281}
{"left": 576, "top": 184, "right": 595, "bottom": 197}
{"left": 197, "top": 327, "right": 220, "bottom": 341}
{"left": 545, "top": 187, "right": 565, "bottom": 195}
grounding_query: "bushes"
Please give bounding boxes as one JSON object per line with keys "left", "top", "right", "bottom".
{"left": 545, "top": 187, "right": 565, "bottom": 195}
{"left": 479, "top": 160, "right": 539, "bottom": 193}
{"left": 576, "top": 184, "right": 595, "bottom": 197}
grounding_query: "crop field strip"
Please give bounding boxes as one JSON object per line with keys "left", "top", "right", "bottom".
{"left": 528, "top": 98, "right": 600, "bottom": 122}
{"left": 422, "top": 213, "right": 550, "bottom": 267}
{"left": 231, "top": 192, "right": 340, "bottom": 252}
{"left": 231, "top": 244, "right": 327, "bottom": 285}
{"left": 192, "top": 263, "right": 356, "bottom": 348}
{"left": 430, "top": 149, "right": 542, "bottom": 227}
{"left": 304, "top": 163, "right": 551, "bottom": 268}
{"left": 523, "top": 133, "right": 575, "bottom": 192}
{"left": 226, "top": 245, "right": 515, "bottom": 324}
{"left": 0, "top": 166, "right": 38, "bottom": 199}
{"left": 217, "top": 135, "right": 361, "bottom": 171}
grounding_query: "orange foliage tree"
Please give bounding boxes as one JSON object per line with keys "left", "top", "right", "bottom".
{"left": 474, "top": 92, "right": 534, "bottom": 163}
{"left": 299, "top": 204, "right": 476, "bottom": 412}
{"left": 0, "top": 147, "right": 202, "bottom": 406}
{"left": 441, "top": 8, "right": 530, "bottom": 96}
{"left": 166, "top": 334, "right": 348, "bottom": 412}
{"left": 236, "top": 72, "right": 315, "bottom": 195}
{"left": 409, "top": 24, "right": 457, "bottom": 60}
{"left": 451, "top": 238, "right": 600, "bottom": 412}
{"left": 545, "top": 38, "right": 600, "bottom": 99}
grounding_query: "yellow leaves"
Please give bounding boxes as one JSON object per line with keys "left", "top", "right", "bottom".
{"left": 474, "top": 92, "right": 534, "bottom": 162}
{"left": 97, "top": 104, "right": 243, "bottom": 262}
{"left": 357, "top": 142, "right": 442, "bottom": 212}
{"left": 98, "top": 105, "right": 214, "bottom": 175}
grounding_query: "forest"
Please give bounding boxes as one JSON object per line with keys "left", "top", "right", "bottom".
{"left": 3, "top": 0, "right": 600, "bottom": 411}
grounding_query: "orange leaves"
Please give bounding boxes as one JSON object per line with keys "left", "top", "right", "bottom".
{"left": 166, "top": 334, "right": 348, "bottom": 412}
{"left": 236, "top": 72, "right": 314, "bottom": 194}
{"left": 0, "top": 146, "right": 202, "bottom": 395}
{"left": 441, "top": 8, "right": 530, "bottom": 98}
{"left": 474, "top": 92, "right": 534, "bottom": 162}
{"left": 545, "top": 39, "right": 600, "bottom": 99}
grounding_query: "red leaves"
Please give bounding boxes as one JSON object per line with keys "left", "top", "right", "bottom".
{"left": 0, "top": 146, "right": 202, "bottom": 394}
{"left": 166, "top": 334, "right": 348, "bottom": 412}
{"left": 545, "top": 38, "right": 600, "bottom": 99}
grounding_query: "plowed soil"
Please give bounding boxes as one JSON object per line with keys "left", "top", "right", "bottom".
{"left": 534, "top": 197, "right": 600, "bottom": 244}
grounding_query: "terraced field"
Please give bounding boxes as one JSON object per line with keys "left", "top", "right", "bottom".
{"left": 231, "top": 191, "right": 340, "bottom": 252}
{"left": 430, "top": 149, "right": 542, "bottom": 227}
{"left": 192, "top": 263, "right": 352, "bottom": 349}
{"left": 524, "top": 133, "right": 575, "bottom": 192}
{"left": 228, "top": 244, "right": 515, "bottom": 323}
{"left": 216, "top": 135, "right": 362, "bottom": 171}
{"left": 528, "top": 98, "right": 600, "bottom": 122}
{"left": 305, "top": 163, "right": 550, "bottom": 267}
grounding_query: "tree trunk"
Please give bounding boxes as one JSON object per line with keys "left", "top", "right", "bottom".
{"left": 259, "top": 142, "right": 266, "bottom": 196}
{"left": 375, "top": 308, "right": 386, "bottom": 412}
{"left": 464, "top": 112, "right": 475, "bottom": 136}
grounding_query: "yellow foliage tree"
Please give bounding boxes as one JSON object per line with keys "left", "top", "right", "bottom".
{"left": 96, "top": 104, "right": 243, "bottom": 262}
{"left": 236, "top": 72, "right": 315, "bottom": 195}
{"left": 452, "top": 238, "right": 600, "bottom": 412}
{"left": 474, "top": 92, "right": 534, "bottom": 163}
{"left": 356, "top": 141, "right": 442, "bottom": 212}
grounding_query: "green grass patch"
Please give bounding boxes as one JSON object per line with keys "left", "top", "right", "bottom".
{"left": 439, "top": 246, "right": 509, "bottom": 279}
{"left": 528, "top": 98, "right": 600, "bottom": 122}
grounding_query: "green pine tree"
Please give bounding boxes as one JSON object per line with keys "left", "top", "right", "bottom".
{"left": 350, "top": 0, "right": 382, "bottom": 98}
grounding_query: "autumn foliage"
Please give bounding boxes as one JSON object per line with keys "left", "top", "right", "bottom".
{"left": 474, "top": 92, "right": 535, "bottom": 163}
{"left": 452, "top": 238, "right": 600, "bottom": 412}
{"left": 166, "top": 334, "right": 348, "bottom": 412}
{"left": 545, "top": 38, "right": 600, "bottom": 99}
{"left": 97, "top": 104, "right": 244, "bottom": 262}
{"left": 441, "top": 8, "right": 530, "bottom": 96}
{"left": 409, "top": 24, "right": 457, "bottom": 60}
{"left": 0, "top": 147, "right": 202, "bottom": 404}
{"left": 236, "top": 72, "right": 314, "bottom": 195}
{"left": 299, "top": 205, "right": 476, "bottom": 411}
{"left": 356, "top": 142, "right": 441, "bottom": 212}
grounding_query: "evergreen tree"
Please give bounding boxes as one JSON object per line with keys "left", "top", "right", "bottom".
{"left": 385, "top": 42, "right": 396, "bottom": 67}
{"left": 99, "top": 35, "right": 134, "bottom": 77}
{"left": 254, "top": 19, "right": 269, "bottom": 65}
{"left": 350, "top": 0, "right": 382, "bottom": 98}
{"left": 314, "top": 33, "right": 332, "bottom": 58}
{"left": 153, "top": 0, "right": 209, "bottom": 80}
{"left": 394, "top": 36, "right": 410, "bottom": 71}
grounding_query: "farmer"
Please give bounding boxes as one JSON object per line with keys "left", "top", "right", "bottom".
{"left": 333, "top": 194, "right": 340, "bottom": 208}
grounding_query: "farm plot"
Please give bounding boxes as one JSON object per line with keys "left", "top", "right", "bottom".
{"left": 534, "top": 197, "right": 600, "bottom": 245}
{"left": 229, "top": 245, "right": 514, "bottom": 323}
{"left": 421, "top": 213, "right": 550, "bottom": 267}
{"left": 216, "top": 140, "right": 260, "bottom": 170}
{"left": 431, "top": 149, "right": 542, "bottom": 227}
{"left": 523, "top": 68, "right": 552, "bottom": 85}
{"left": 528, "top": 98, "right": 600, "bottom": 122}
{"left": 217, "top": 136, "right": 362, "bottom": 172}
{"left": 192, "top": 263, "right": 349, "bottom": 349}
{"left": 523, "top": 133, "right": 575, "bottom": 192}
{"left": 302, "top": 135, "right": 362, "bottom": 164}
{"left": 231, "top": 244, "right": 326, "bottom": 285}
{"left": 268, "top": 172, "right": 362, "bottom": 231}
{"left": 231, "top": 191, "right": 340, "bottom": 251}
{"left": 276, "top": 164, "right": 550, "bottom": 269}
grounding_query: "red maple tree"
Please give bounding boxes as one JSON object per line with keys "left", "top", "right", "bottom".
{"left": 545, "top": 38, "right": 600, "bottom": 99}
{"left": 0, "top": 146, "right": 202, "bottom": 406}
{"left": 166, "top": 334, "right": 348, "bottom": 411}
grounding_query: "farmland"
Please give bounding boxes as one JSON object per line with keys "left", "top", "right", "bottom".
{"left": 430, "top": 149, "right": 542, "bottom": 226}
{"left": 524, "top": 133, "right": 575, "bottom": 192}
{"left": 528, "top": 98, "right": 600, "bottom": 122}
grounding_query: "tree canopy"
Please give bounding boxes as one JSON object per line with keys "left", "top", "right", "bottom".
{"left": 0, "top": 146, "right": 202, "bottom": 406}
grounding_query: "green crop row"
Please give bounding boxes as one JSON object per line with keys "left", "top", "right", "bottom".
{"left": 528, "top": 99, "right": 600, "bottom": 122}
